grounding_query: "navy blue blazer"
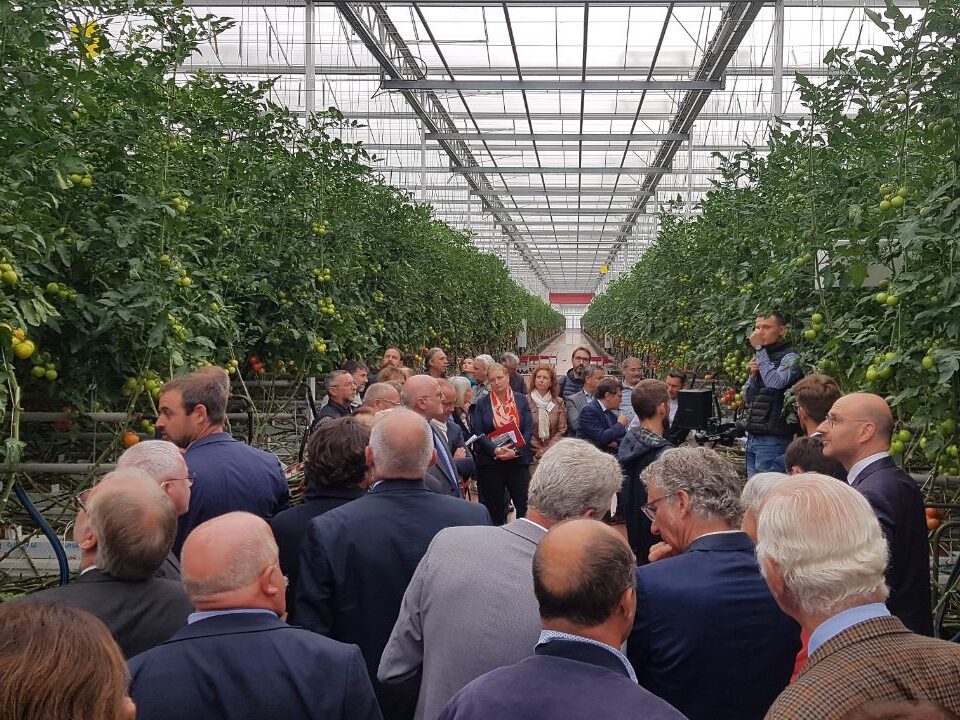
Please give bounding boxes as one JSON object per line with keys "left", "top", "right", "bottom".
{"left": 577, "top": 398, "right": 627, "bottom": 453}
{"left": 175, "top": 432, "right": 289, "bottom": 556}
{"left": 128, "top": 612, "right": 382, "bottom": 720}
{"left": 293, "top": 481, "right": 490, "bottom": 700}
{"left": 438, "top": 639, "right": 686, "bottom": 720}
{"left": 446, "top": 417, "right": 476, "bottom": 479}
{"left": 852, "top": 455, "right": 933, "bottom": 636}
{"left": 627, "top": 532, "right": 800, "bottom": 720}
{"left": 468, "top": 392, "right": 534, "bottom": 466}
{"left": 269, "top": 485, "right": 365, "bottom": 608}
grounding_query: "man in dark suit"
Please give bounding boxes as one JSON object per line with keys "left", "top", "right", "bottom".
{"left": 270, "top": 417, "right": 368, "bottom": 607}
{"left": 759, "top": 474, "right": 960, "bottom": 719}
{"left": 115, "top": 439, "right": 193, "bottom": 580}
{"left": 627, "top": 446, "right": 800, "bottom": 720}
{"left": 577, "top": 377, "right": 628, "bottom": 454}
{"left": 439, "top": 378, "right": 476, "bottom": 483}
{"left": 314, "top": 370, "right": 357, "bottom": 425}
{"left": 129, "top": 512, "right": 382, "bottom": 720}
{"left": 402, "top": 374, "right": 462, "bottom": 496}
{"left": 438, "top": 519, "right": 686, "bottom": 720}
{"left": 22, "top": 470, "right": 192, "bottom": 657}
{"left": 156, "top": 367, "right": 289, "bottom": 556}
{"left": 817, "top": 392, "right": 933, "bottom": 636}
{"left": 294, "top": 409, "right": 490, "bottom": 717}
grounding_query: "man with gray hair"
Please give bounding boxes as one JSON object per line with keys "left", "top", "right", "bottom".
{"left": 315, "top": 369, "right": 356, "bottom": 425}
{"left": 116, "top": 439, "right": 193, "bottom": 579}
{"left": 128, "top": 513, "right": 382, "bottom": 720}
{"left": 618, "top": 356, "right": 643, "bottom": 423}
{"left": 760, "top": 474, "right": 960, "bottom": 719}
{"left": 500, "top": 351, "right": 527, "bottom": 395}
{"left": 295, "top": 409, "right": 489, "bottom": 718}
{"left": 402, "top": 374, "right": 461, "bottom": 497}
{"left": 23, "top": 470, "right": 192, "bottom": 657}
{"left": 625, "top": 446, "right": 799, "bottom": 720}
{"left": 379, "top": 438, "right": 622, "bottom": 720}
{"left": 472, "top": 354, "right": 495, "bottom": 404}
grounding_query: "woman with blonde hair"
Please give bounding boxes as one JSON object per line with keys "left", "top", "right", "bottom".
{"left": 0, "top": 602, "right": 136, "bottom": 720}
{"left": 469, "top": 362, "right": 533, "bottom": 525}
{"left": 527, "top": 363, "right": 567, "bottom": 466}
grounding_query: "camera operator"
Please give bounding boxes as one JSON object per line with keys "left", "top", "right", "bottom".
{"left": 743, "top": 312, "right": 802, "bottom": 477}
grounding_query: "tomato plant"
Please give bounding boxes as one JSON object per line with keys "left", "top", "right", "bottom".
{"left": 584, "top": 0, "right": 960, "bottom": 479}
{"left": 0, "top": 0, "right": 563, "bottom": 468}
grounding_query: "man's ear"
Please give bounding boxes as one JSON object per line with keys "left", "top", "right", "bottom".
{"left": 365, "top": 446, "right": 375, "bottom": 469}
{"left": 77, "top": 523, "right": 98, "bottom": 553}
{"left": 193, "top": 403, "right": 209, "bottom": 425}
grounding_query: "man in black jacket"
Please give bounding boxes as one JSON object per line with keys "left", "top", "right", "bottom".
{"left": 743, "top": 312, "right": 802, "bottom": 477}
{"left": 558, "top": 346, "right": 593, "bottom": 401}
{"left": 618, "top": 379, "right": 672, "bottom": 564}
{"left": 294, "top": 409, "right": 490, "bottom": 718}
{"left": 315, "top": 370, "right": 356, "bottom": 426}
{"left": 22, "top": 470, "right": 192, "bottom": 657}
{"left": 817, "top": 392, "right": 933, "bottom": 636}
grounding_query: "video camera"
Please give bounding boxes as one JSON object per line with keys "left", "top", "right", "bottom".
{"left": 672, "top": 387, "right": 746, "bottom": 447}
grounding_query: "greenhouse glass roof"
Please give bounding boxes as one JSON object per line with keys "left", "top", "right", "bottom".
{"left": 180, "top": 0, "right": 913, "bottom": 296}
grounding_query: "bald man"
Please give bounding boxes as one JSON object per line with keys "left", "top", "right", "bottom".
{"left": 817, "top": 393, "right": 933, "bottom": 636}
{"left": 128, "top": 513, "right": 381, "bottom": 720}
{"left": 402, "top": 374, "right": 461, "bottom": 496}
{"left": 22, "top": 470, "right": 192, "bottom": 657}
{"left": 361, "top": 382, "right": 402, "bottom": 413}
{"left": 294, "top": 410, "right": 489, "bottom": 719}
{"left": 438, "top": 520, "right": 684, "bottom": 720}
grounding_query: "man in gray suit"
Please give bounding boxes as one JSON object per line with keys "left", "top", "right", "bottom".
{"left": 378, "top": 438, "right": 623, "bottom": 720}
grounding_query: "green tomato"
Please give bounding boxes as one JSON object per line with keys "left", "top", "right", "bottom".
{"left": 875, "top": 292, "right": 888, "bottom": 304}
{"left": 811, "top": 313, "right": 823, "bottom": 323}
{"left": 921, "top": 355, "right": 935, "bottom": 370}
{"left": 890, "top": 440, "right": 905, "bottom": 455}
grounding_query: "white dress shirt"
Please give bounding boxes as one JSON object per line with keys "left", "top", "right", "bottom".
{"left": 846, "top": 452, "right": 889, "bottom": 485}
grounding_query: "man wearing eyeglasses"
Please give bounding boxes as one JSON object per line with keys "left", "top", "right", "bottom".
{"left": 315, "top": 370, "right": 357, "bottom": 426}
{"left": 816, "top": 392, "right": 933, "bottom": 636}
{"left": 117, "top": 439, "right": 195, "bottom": 580}
{"left": 625, "top": 446, "right": 799, "bottom": 720}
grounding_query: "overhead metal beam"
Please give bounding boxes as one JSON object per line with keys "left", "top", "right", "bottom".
{"left": 182, "top": 0, "right": 921, "bottom": 8}
{"left": 450, "top": 166, "right": 672, "bottom": 176}
{"left": 469, "top": 187, "right": 713, "bottom": 195}
{"left": 382, "top": 79, "right": 724, "bottom": 92}
{"left": 302, "top": 110, "right": 810, "bottom": 121}
{"left": 426, "top": 132, "right": 689, "bottom": 142}
{"left": 366, "top": 143, "right": 758, "bottom": 152}
{"left": 605, "top": 0, "right": 766, "bottom": 277}
{"left": 179, "top": 63, "right": 841, "bottom": 78}
{"left": 332, "top": 1, "right": 546, "bottom": 283}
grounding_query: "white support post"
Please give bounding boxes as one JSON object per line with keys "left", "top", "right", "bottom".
{"left": 304, "top": 0, "right": 315, "bottom": 118}
{"left": 686, "top": 133, "right": 694, "bottom": 219}
{"left": 420, "top": 122, "right": 427, "bottom": 202}
{"left": 772, "top": 0, "right": 785, "bottom": 121}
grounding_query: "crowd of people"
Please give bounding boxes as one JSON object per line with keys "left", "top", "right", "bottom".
{"left": 3, "top": 327, "right": 960, "bottom": 720}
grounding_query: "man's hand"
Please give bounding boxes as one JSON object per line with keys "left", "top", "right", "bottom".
{"left": 453, "top": 447, "right": 467, "bottom": 460}
{"left": 749, "top": 329, "right": 763, "bottom": 348}
{"left": 648, "top": 541, "right": 679, "bottom": 563}
{"left": 607, "top": 441, "right": 619, "bottom": 449}
{"left": 617, "top": 415, "right": 629, "bottom": 427}
{"left": 749, "top": 357, "right": 759, "bottom": 375}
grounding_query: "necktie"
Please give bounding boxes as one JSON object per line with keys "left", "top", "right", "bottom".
{"left": 433, "top": 433, "right": 461, "bottom": 497}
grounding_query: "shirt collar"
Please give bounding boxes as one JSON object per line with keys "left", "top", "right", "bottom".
{"left": 188, "top": 608, "right": 277, "bottom": 625}
{"left": 80, "top": 564, "right": 98, "bottom": 576}
{"left": 537, "top": 630, "right": 637, "bottom": 683}
{"left": 808, "top": 603, "right": 890, "bottom": 656}
{"left": 846, "top": 452, "right": 889, "bottom": 484}
{"left": 519, "top": 517, "right": 548, "bottom": 532}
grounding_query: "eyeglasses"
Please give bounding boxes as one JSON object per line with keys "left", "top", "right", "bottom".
{"left": 72, "top": 487, "right": 94, "bottom": 513}
{"left": 163, "top": 473, "right": 196, "bottom": 488}
{"left": 823, "top": 413, "right": 870, "bottom": 428}
{"left": 642, "top": 492, "right": 676, "bottom": 522}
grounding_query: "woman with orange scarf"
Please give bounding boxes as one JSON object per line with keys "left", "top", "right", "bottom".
{"left": 469, "top": 361, "right": 534, "bottom": 525}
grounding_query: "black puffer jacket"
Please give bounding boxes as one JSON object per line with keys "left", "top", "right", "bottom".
{"left": 618, "top": 427, "right": 672, "bottom": 564}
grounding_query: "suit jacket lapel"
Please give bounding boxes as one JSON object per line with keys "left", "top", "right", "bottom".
{"left": 851, "top": 455, "right": 897, "bottom": 489}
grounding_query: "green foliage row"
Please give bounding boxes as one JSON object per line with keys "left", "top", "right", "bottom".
{"left": 0, "top": 0, "right": 563, "bottom": 453}
{"left": 583, "top": 0, "right": 960, "bottom": 476}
